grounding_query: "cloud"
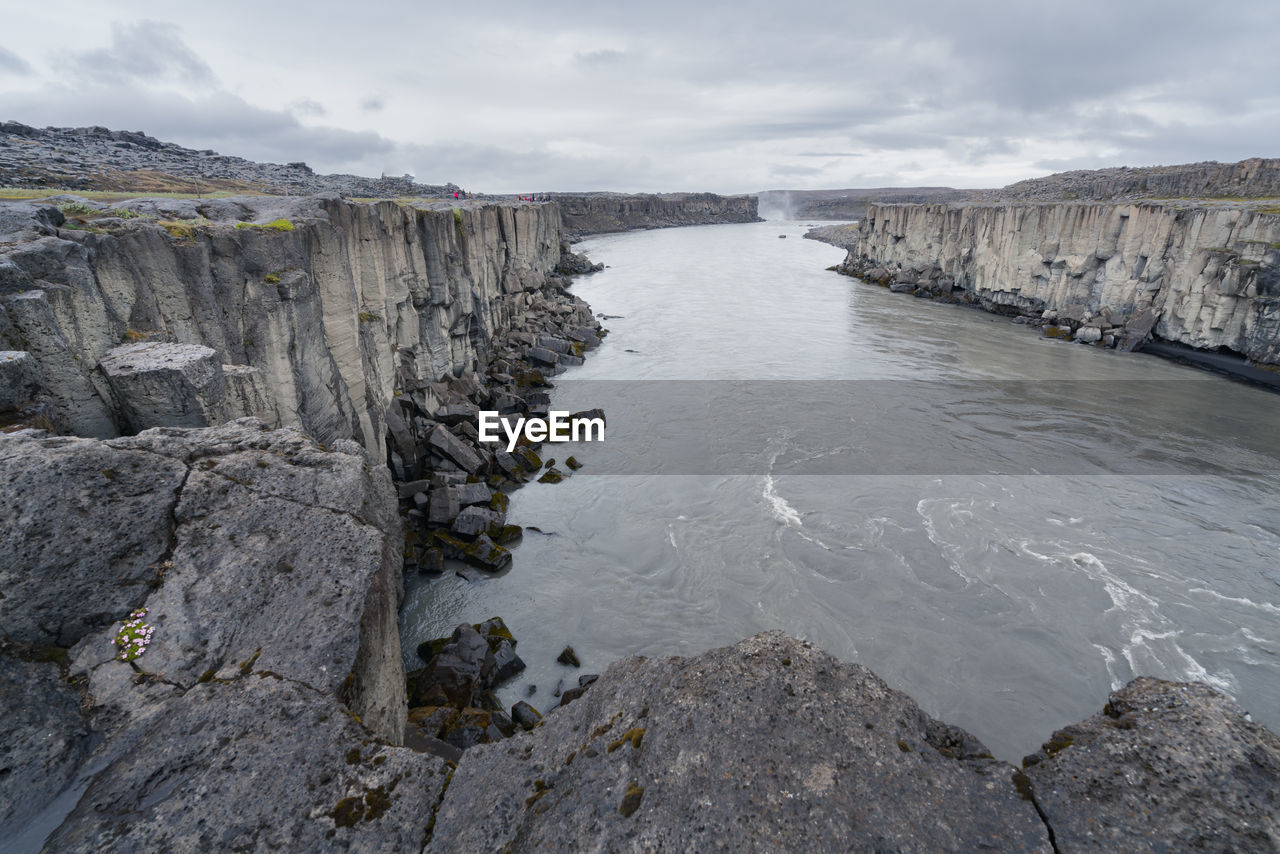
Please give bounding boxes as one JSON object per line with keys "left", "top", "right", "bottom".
{"left": 66, "top": 21, "right": 215, "bottom": 87}
{"left": 360, "top": 97, "right": 385, "bottom": 112}
{"left": 573, "top": 49, "right": 627, "bottom": 68}
{"left": 290, "top": 99, "right": 327, "bottom": 117}
{"left": 0, "top": 46, "right": 32, "bottom": 76}
{"left": 0, "top": 86, "right": 397, "bottom": 174}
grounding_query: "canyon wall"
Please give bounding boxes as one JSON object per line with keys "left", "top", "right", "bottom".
{"left": 554, "top": 191, "right": 760, "bottom": 239}
{"left": 758, "top": 187, "right": 966, "bottom": 221}
{"left": 841, "top": 201, "right": 1280, "bottom": 364}
{"left": 0, "top": 194, "right": 564, "bottom": 458}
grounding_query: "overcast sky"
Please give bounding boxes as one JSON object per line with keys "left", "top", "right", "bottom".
{"left": 1, "top": 1, "right": 1277, "bottom": 193}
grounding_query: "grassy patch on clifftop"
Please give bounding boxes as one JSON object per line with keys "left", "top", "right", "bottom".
{"left": 234, "top": 218, "right": 294, "bottom": 233}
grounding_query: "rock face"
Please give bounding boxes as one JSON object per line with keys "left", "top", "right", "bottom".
{"left": 759, "top": 187, "right": 966, "bottom": 221}
{"left": 553, "top": 191, "right": 761, "bottom": 239}
{"left": 429, "top": 632, "right": 1053, "bottom": 851}
{"left": 1022, "top": 677, "right": 1280, "bottom": 852}
{"left": 837, "top": 201, "right": 1280, "bottom": 364}
{"left": 0, "top": 420, "right": 447, "bottom": 850}
{"left": 430, "top": 633, "right": 1280, "bottom": 853}
{"left": 0, "top": 193, "right": 565, "bottom": 457}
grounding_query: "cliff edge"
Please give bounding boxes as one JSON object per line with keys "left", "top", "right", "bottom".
{"left": 822, "top": 200, "right": 1280, "bottom": 366}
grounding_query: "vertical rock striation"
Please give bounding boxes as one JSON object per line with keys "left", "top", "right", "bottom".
{"left": 838, "top": 202, "right": 1280, "bottom": 364}
{"left": 0, "top": 195, "right": 565, "bottom": 456}
{"left": 553, "top": 191, "right": 761, "bottom": 239}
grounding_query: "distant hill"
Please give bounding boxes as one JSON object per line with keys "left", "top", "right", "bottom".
{"left": 757, "top": 187, "right": 967, "bottom": 220}
{"left": 761, "top": 157, "right": 1280, "bottom": 221}
{"left": 0, "top": 121, "right": 459, "bottom": 198}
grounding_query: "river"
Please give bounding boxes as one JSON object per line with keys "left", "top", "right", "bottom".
{"left": 401, "top": 219, "right": 1280, "bottom": 761}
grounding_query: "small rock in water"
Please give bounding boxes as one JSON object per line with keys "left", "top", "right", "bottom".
{"left": 511, "top": 701, "right": 543, "bottom": 731}
{"left": 778, "top": 234, "right": 787, "bottom": 238}
{"left": 455, "top": 566, "right": 484, "bottom": 583}
{"left": 552, "top": 678, "right": 564, "bottom": 698}
{"left": 565, "top": 456, "right": 582, "bottom": 470}
{"left": 526, "top": 684, "right": 537, "bottom": 696}
{"left": 418, "top": 548, "right": 444, "bottom": 575}
{"left": 578, "top": 673, "right": 598, "bottom": 688}
{"left": 559, "top": 685, "right": 589, "bottom": 707}
{"left": 557, "top": 646, "right": 581, "bottom": 667}
{"left": 538, "top": 468, "right": 565, "bottom": 484}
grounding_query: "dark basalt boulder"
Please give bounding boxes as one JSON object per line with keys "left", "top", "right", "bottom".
{"left": 1022, "top": 677, "right": 1280, "bottom": 852}
{"left": 410, "top": 623, "right": 493, "bottom": 708}
{"left": 511, "top": 701, "right": 543, "bottom": 731}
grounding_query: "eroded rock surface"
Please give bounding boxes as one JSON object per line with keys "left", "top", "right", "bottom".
{"left": 0, "top": 419, "right": 440, "bottom": 851}
{"left": 429, "top": 632, "right": 1053, "bottom": 852}
{"left": 1023, "top": 677, "right": 1280, "bottom": 852}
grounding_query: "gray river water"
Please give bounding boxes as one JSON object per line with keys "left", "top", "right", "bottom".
{"left": 401, "top": 219, "right": 1280, "bottom": 761}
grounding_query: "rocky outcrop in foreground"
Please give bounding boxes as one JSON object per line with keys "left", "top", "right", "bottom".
{"left": 0, "top": 420, "right": 448, "bottom": 852}
{"left": 553, "top": 191, "right": 760, "bottom": 239}
{"left": 3, "top": 434, "right": 1277, "bottom": 853}
{"left": 433, "top": 632, "right": 1280, "bottom": 852}
{"left": 819, "top": 201, "right": 1280, "bottom": 366}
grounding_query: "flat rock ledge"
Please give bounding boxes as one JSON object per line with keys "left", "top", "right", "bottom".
{"left": 2, "top": 423, "right": 1277, "bottom": 851}
{"left": 431, "top": 632, "right": 1280, "bottom": 853}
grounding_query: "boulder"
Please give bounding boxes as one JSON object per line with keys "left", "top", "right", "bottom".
{"left": 487, "top": 637, "right": 526, "bottom": 686}
{"left": 427, "top": 485, "right": 460, "bottom": 525}
{"left": 434, "top": 531, "right": 512, "bottom": 571}
{"left": 454, "top": 481, "right": 491, "bottom": 507}
{"left": 452, "top": 505, "right": 501, "bottom": 538}
{"left": 410, "top": 623, "right": 493, "bottom": 708}
{"left": 1119, "top": 307, "right": 1157, "bottom": 352}
{"left": 1074, "top": 326, "right": 1103, "bottom": 343}
{"left": 428, "top": 425, "right": 483, "bottom": 474}
{"left": 428, "top": 633, "right": 1050, "bottom": 852}
{"left": 511, "top": 701, "right": 543, "bottom": 731}
{"left": 99, "top": 342, "right": 230, "bottom": 431}
{"left": 1022, "top": 677, "right": 1280, "bottom": 852}
{"left": 526, "top": 347, "right": 560, "bottom": 367}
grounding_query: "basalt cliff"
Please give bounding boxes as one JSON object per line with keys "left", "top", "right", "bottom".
{"left": 553, "top": 191, "right": 760, "bottom": 240}
{"left": 0, "top": 193, "right": 569, "bottom": 460}
{"left": 817, "top": 197, "right": 1280, "bottom": 369}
